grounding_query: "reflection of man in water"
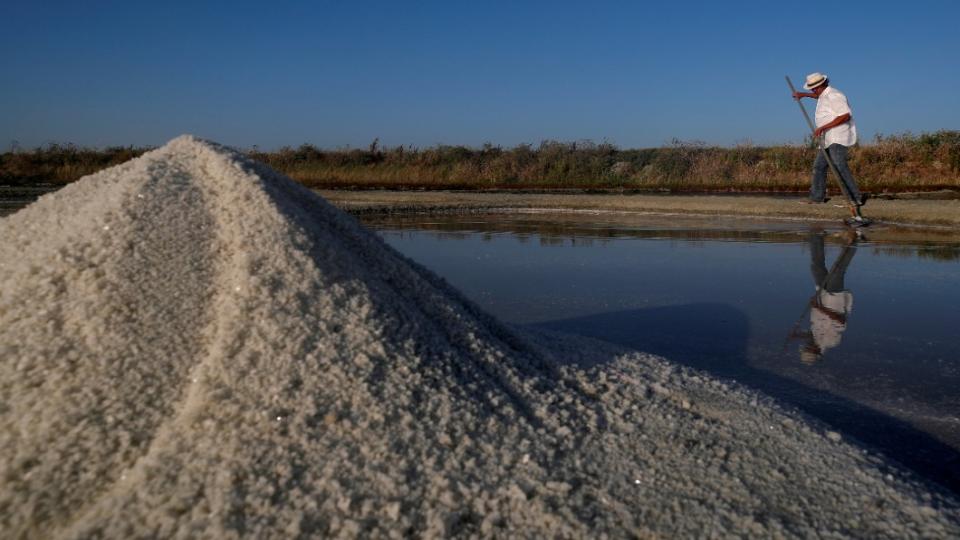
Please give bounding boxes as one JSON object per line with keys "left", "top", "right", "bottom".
{"left": 800, "top": 231, "right": 858, "bottom": 364}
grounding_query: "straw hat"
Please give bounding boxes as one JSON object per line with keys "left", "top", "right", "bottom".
{"left": 800, "top": 348, "right": 822, "bottom": 365}
{"left": 804, "top": 72, "right": 828, "bottom": 90}
{"left": 800, "top": 343, "right": 822, "bottom": 365}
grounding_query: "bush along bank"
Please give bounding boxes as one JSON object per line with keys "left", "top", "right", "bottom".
{"left": 3, "top": 131, "right": 959, "bottom": 193}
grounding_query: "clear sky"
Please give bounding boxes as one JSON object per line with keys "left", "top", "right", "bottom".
{"left": 2, "top": 1, "right": 958, "bottom": 150}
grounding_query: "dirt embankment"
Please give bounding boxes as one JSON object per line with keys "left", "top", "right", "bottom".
{"left": 319, "top": 190, "right": 960, "bottom": 230}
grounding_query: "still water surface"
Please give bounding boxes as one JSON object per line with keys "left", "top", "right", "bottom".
{"left": 362, "top": 211, "right": 960, "bottom": 493}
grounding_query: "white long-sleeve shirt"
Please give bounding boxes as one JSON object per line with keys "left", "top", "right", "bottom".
{"left": 815, "top": 86, "right": 858, "bottom": 147}
{"left": 811, "top": 289, "right": 853, "bottom": 352}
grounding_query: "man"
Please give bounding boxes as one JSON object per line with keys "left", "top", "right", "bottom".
{"left": 792, "top": 72, "right": 866, "bottom": 206}
{"left": 793, "top": 230, "right": 858, "bottom": 365}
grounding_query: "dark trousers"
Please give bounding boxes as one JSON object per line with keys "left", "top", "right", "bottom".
{"left": 811, "top": 144, "right": 862, "bottom": 203}
{"left": 809, "top": 233, "right": 857, "bottom": 292}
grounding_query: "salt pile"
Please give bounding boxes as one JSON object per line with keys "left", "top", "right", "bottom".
{"left": 1, "top": 136, "right": 958, "bottom": 538}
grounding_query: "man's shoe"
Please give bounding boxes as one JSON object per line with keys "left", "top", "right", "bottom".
{"left": 857, "top": 193, "right": 869, "bottom": 207}
{"left": 798, "top": 197, "right": 830, "bottom": 204}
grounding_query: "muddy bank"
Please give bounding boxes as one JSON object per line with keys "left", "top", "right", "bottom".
{"left": 319, "top": 190, "right": 960, "bottom": 230}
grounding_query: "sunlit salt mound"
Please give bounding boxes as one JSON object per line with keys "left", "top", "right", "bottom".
{"left": 2, "top": 136, "right": 958, "bottom": 538}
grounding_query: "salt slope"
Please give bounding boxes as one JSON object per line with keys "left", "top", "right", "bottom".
{"left": 1, "top": 137, "right": 957, "bottom": 538}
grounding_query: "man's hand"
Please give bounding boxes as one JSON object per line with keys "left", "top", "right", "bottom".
{"left": 814, "top": 114, "right": 850, "bottom": 139}
{"left": 792, "top": 91, "right": 804, "bottom": 100}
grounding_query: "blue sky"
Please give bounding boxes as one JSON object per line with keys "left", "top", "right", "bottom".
{"left": 2, "top": 1, "right": 957, "bottom": 150}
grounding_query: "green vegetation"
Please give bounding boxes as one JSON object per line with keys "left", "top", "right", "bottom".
{"left": 3, "top": 131, "right": 960, "bottom": 193}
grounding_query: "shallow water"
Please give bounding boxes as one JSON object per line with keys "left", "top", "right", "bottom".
{"left": 362, "top": 211, "right": 960, "bottom": 493}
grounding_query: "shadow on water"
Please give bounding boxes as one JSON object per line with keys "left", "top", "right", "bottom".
{"left": 533, "top": 301, "right": 960, "bottom": 496}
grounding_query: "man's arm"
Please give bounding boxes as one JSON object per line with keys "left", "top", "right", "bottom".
{"left": 814, "top": 113, "right": 851, "bottom": 138}
{"left": 792, "top": 91, "right": 817, "bottom": 100}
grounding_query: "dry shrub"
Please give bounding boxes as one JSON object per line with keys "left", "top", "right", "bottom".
{"left": 4, "top": 132, "right": 959, "bottom": 192}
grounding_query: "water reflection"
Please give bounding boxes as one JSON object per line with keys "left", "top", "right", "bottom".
{"left": 788, "top": 231, "right": 859, "bottom": 364}
{"left": 875, "top": 245, "right": 960, "bottom": 262}
{"left": 363, "top": 211, "right": 960, "bottom": 260}
{"left": 366, "top": 211, "right": 960, "bottom": 495}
